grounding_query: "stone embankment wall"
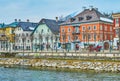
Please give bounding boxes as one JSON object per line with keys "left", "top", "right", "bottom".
{"left": 0, "top": 58, "right": 120, "bottom": 72}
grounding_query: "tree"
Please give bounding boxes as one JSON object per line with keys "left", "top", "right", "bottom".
{"left": 62, "top": 31, "right": 67, "bottom": 52}
{"left": 38, "top": 33, "right": 43, "bottom": 51}
{"left": 30, "top": 35, "right": 34, "bottom": 52}
{"left": 45, "top": 34, "right": 49, "bottom": 51}
{"left": 21, "top": 33, "right": 26, "bottom": 56}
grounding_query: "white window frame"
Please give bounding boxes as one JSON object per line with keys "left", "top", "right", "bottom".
{"left": 62, "top": 28, "right": 64, "bottom": 32}
{"left": 82, "top": 26, "right": 85, "bottom": 31}
{"left": 68, "top": 35, "right": 71, "bottom": 40}
{"left": 100, "top": 25, "right": 103, "bottom": 30}
{"left": 104, "top": 26, "right": 107, "bottom": 31}
{"left": 110, "top": 26, "right": 112, "bottom": 31}
{"left": 93, "top": 26, "right": 96, "bottom": 30}
{"left": 68, "top": 28, "right": 71, "bottom": 32}
{"left": 116, "top": 18, "right": 119, "bottom": 24}
{"left": 88, "top": 26, "right": 91, "bottom": 30}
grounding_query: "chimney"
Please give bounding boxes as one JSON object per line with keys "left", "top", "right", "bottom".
{"left": 27, "top": 19, "right": 29, "bottom": 22}
{"left": 15, "top": 19, "right": 17, "bottom": 22}
{"left": 18, "top": 19, "right": 21, "bottom": 22}
{"left": 82, "top": 6, "right": 86, "bottom": 10}
{"left": 55, "top": 17, "right": 58, "bottom": 22}
{"left": 89, "top": 5, "right": 93, "bottom": 10}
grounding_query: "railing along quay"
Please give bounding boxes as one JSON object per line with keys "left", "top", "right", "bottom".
{"left": 0, "top": 51, "right": 120, "bottom": 61}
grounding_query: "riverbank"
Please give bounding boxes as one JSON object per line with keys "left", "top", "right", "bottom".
{"left": 0, "top": 58, "right": 120, "bottom": 72}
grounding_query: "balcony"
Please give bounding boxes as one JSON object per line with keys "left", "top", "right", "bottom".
{"left": 72, "top": 31, "right": 80, "bottom": 35}
{"left": 73, "top": 39, "right": 81, "bottom": 43}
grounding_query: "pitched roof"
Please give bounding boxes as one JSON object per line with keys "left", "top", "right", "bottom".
{"left": 17, "top": 22, "right": 38, "bottom": 31}
{"left": 61, "top": 8, "right": 113, "bottom": 25}
{"left": 0, "top": 23, "right": 7, "bottom": 28}
{"left": 32, "top": 19, "right": 63, "bottom": 35}
{"left": 7, "top": 22, "right": 19, "bottom": 27}
{"left": 40, "top": 19, "right": 63, "bottom": 33}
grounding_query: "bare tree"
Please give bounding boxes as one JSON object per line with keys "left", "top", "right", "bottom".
{"left": 51, "top": 34, "right": 54, "bottom": 52}
{"left": 62, "top": 31, "right": 67, "bottom": 52}
{"left": 38, "top": 33, "right": 43, "bottom": 51}
{"left": 30, "top": 35, "right": 34, "bottom": 52}
{"left": 21, "top": 33, "right": 26, "bottom": 57}
{"left": 45, "top": 34, "right": 49, "bottom": 51}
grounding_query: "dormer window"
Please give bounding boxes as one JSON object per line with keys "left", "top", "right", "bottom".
{"left": 86, "top": 15, "right": 92, "bottom": 20}
{"left": 70, "top": 18, "right": 75, "bottom": 22}
{"left": 78, "top": 17, "right": 84, "bottom": 21}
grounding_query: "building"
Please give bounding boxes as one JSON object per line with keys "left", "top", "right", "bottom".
{"left": 112, "top": 13, "right": 120, "bottom": 49}
{"left": 60, "top": 7, "right": 115, "bottom": 50}
{"left": 14, "top": 20, "right": 38, "bottom": 51}
{"left": 0, "top": 23, "right": 7, "bottom": 51}
{"left": 31, "top": 18, "right": 63, "bottom": 51}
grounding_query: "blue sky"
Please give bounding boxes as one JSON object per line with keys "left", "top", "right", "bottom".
{"left": 0, "top": 0, "right": 120, "bottom": 23}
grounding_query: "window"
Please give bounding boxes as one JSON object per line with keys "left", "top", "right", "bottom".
{"left": 68, "top": 28, "right": 71, "bottom": 32}
{"left": 100, "top": 25, "right": 103, "bottom": 30}
{"left": 94, "top": 33, "right": 96, "bottom": 40}
{"left": 100, "top": 34, "right": 103, "bottom": 40}
{"left": 110, "top": 35, "right": 112, "bottom": 39}
{"left": 88, "top": 26, "right": 91, "bottom": 30}
{"left": 105, "top": 35, "right": 107, "bottom": 40}
{"left": 62, "top": 28, "right": 64, "bottom": 32}
{"left": 82, "top": 34, "right": 85, "bottom": 40}
{"left": 62, "top": 36, "right": 65, "bottom": 41}
{"left": 74, "top": 36, "right": 78, "bottom": 40}
{"left": 78, "top": 17, "right": 84, "bottom": 21}
{"left": 93, "top": 26, "right": 96, "bottom": 30}
{"left": 110, "top": 26, "right": 112, "bottom": 31}
{"left": 70, "top": 18, "right": 75, "bottom": 22}
{"left": 26, "top": 33, "right": 28, "bottom": 36}
{"left": 48, "top": 29, "right": 49, "bottom": 32}
{"left": 41, "top": 29, "right": 43, "bottom": 33}
{"left": 105, "top": 26, "right": 107, "bottom": 31}
{"left": 86, "top": 15, "right": 92, "bottom": 20}
{"left": 88, "top": 34, "right": 91, "bottom": 40}
{"left": 116, "top": 18, "right": 119, "bottom": 24}
{"left": 68, "top": 36, "right": 71, "bottom": 40}
{"left": 82, "top": 26, "right": 85, "bottom": 31}
{"left": 75, "top": 27, "right": 79, "bottom": 32}
{"left": 27, "top": 40, "right": 29, "bottom": 43}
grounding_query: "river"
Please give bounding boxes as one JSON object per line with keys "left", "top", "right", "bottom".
{"left": 0, "top": 67, "right": 120, "bottom": 81}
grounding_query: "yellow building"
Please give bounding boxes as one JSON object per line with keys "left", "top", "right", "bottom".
{"left": 0, "top": 22, "right": 18, "bottom": 51}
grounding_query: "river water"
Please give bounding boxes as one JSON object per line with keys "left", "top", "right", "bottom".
{"left": 0, "top": 67, "right": 120, "bottom": 81}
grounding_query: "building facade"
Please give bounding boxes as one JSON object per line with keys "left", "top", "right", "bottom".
{"left": 60, "top": 8, "right": 115, "bottom": 50}
{"left": 14, "top": 21, "right": 38, "bottom": 51}
{"left": 112, "top": 13, "right": 120, "bottom": 49}
{"left": 32, "top": 18, "right": 62, "bottom": 51}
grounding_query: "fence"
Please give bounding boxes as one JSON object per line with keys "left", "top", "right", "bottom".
{"left": 1, "top": 51, "right": 120, "bottom": 61}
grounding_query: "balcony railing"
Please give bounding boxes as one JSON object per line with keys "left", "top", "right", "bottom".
{"left": 72, "top": 31, "right": 80, "bottom": 34}
{"left": 73, "top": 39, "right": 80, "bottom": 43}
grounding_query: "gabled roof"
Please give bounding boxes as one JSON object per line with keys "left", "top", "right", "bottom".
{"left": 5, "top": 21, "right": 38, "bottom": 31}
{"left": 17, "top": 22, "right": 38, "bottom": 31}
{"left": 61, "top": 8, "right": 113, "bottom": 25}
{"left": 32, "top": 18, "right": 63, "bottom": 35}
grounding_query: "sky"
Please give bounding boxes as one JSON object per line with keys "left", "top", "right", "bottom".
{"left": 0, "top": 0, "right": 120, "bottom": 24}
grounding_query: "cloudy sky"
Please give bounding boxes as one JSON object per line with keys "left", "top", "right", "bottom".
{"left": 0, "top": 0, "right": 119, "bottom": 23}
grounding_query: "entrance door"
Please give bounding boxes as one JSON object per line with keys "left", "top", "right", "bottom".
{"left": 104, "top": 42, "right": 109, "bottom": 50}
